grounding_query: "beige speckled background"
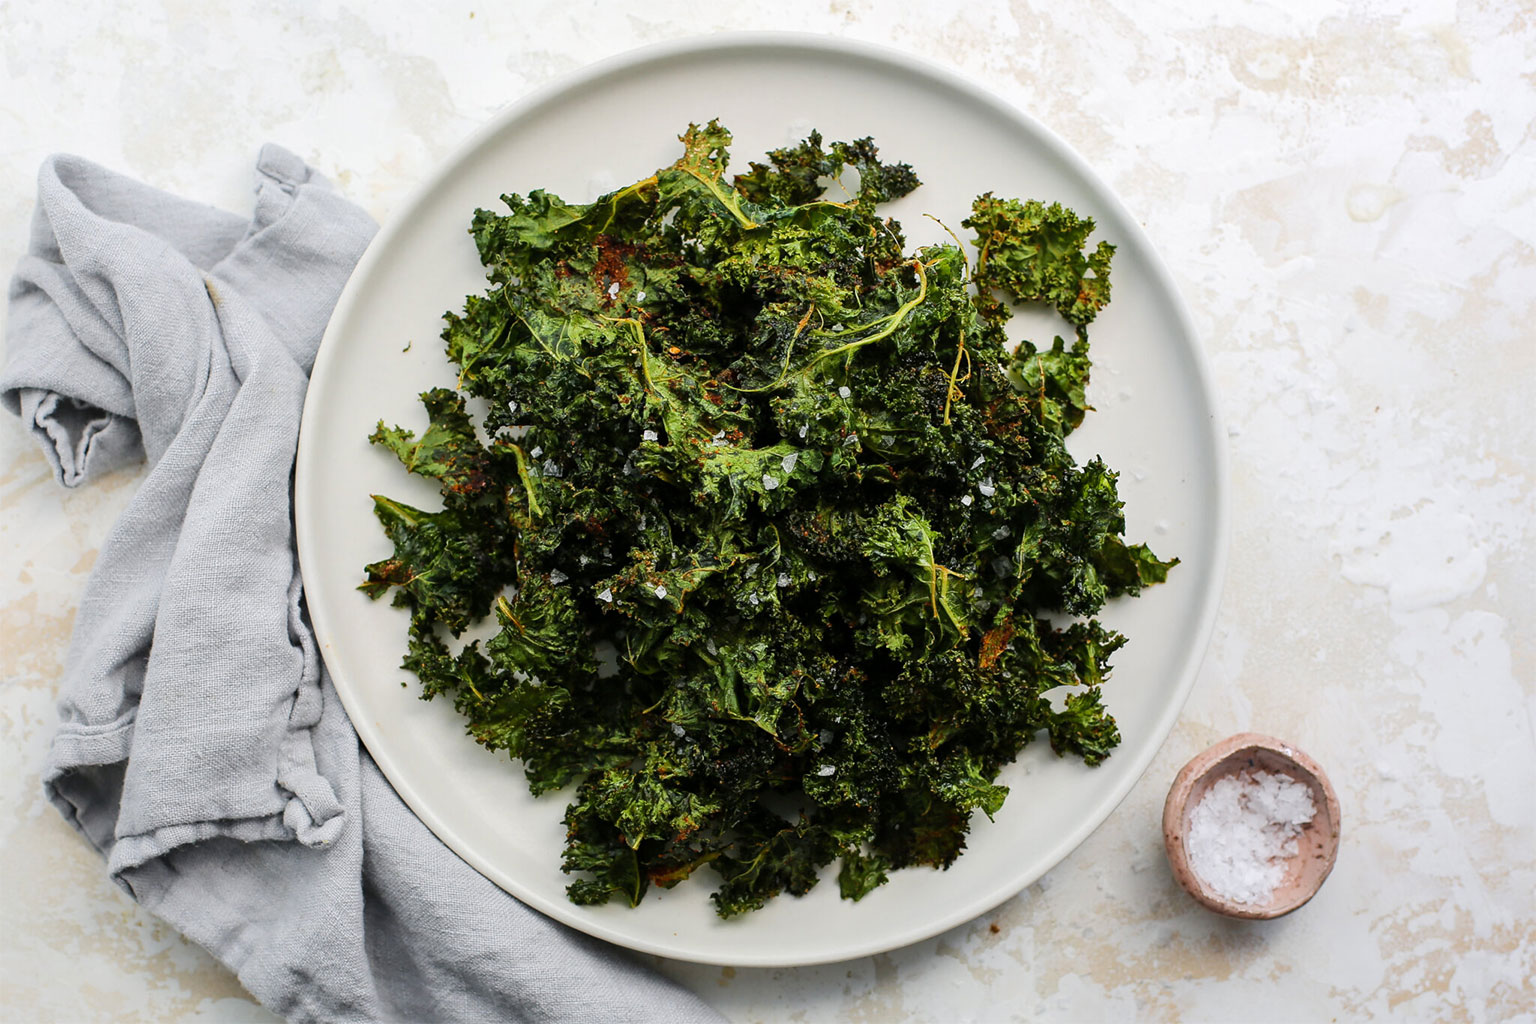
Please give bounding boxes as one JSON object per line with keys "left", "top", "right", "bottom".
{"left": 3, "top": 1, "right": 1533, "bottom": 1021}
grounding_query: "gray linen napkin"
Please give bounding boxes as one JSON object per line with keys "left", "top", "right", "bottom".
{"left": 2, "top": 147, "right": 721, "bottom": 1024}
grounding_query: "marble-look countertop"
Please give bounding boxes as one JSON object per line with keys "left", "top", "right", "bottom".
{"left": 3, "top": 2, "right": 1532, "bottom": 1021}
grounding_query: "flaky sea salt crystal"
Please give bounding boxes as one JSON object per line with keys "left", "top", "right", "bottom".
{"left": 596, "top": 588, "right": 614, "bottom": 603}
{"left": 748, "top": 593, "right": 760, "bottom": 606}
{"left": 671, "top": 723, "right": 685, "bottom": 737}
{"left": 706, "top": 638, "right": 718, "bottom": 656}
{"left": 816, "top": 765, "right": 836, "bottom": 776}
{"left": 549, "top": 569, "right": 568, "bottom": 584}
{"left": 529, "top": 446, "right": 543, "bottom": 459}
{"left": 542, "top": 459, "right": 561, "bottom": 478}
{"left": 654, "top": 584, "right": 668, "bottom": 599}
{"left": 636, "top": 290, "right": 646, "bottom": 301}
{"left": 1186, "top": 769, "right": 1317, "bottom": 906}
{"left": 798, "top": 424, "right": 809, "bottom": 439}
{"left": 838, "top": 386, "right": 851, "bottom": 398}
{"left": 970, "top": 455, "right": 985, "bottom": 470}
{"left": 781, "top": 452, "right": 799, "bottom": 474}
{"left": 993, "top": 526, "right": 1011, "bottom": 540}
{"left": 762, "top": 474, "right": 780, "bottom": 490}
{"left": 776, "top": 573, "right": 790, "bottom": 588}
{"left": 961, "top": 494, "right": 974, "bottom": 507}
{"left": 978, "top": 478, "right": 996, "bottom": 497}
{"left": 607, "top": 281, "right": 620, "bottom": 298}
{"left": 641, "top": 429, "right": 658, "bottom": 442}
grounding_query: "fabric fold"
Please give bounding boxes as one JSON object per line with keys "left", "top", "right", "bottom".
{"left": 3, "top": 148, "right": 719, "bottom": 1024}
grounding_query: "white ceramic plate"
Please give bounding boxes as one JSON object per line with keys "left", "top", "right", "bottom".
{"left": 295, "top": 34, "right": 1227, "bottom": 967}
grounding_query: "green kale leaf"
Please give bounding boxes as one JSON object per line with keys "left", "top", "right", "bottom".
{"left": 965, "top": 194, "right": 1115, "bottom": 328}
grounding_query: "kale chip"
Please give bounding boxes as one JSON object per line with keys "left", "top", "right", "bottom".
{"left": 362, "top": 121, "right": 1176, "bottom": 917}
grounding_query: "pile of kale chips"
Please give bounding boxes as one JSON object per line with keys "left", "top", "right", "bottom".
{"left": 362, "top": 122, "right": 1175, "bottom": 917}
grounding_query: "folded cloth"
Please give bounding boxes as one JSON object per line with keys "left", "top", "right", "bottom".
{"left": 1, "top": 147, "right": 721, "bottom": 1024}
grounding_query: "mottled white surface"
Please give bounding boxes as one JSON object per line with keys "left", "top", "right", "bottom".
{"left": 2, "top": 1, "right": 1532, "bottom": 1021}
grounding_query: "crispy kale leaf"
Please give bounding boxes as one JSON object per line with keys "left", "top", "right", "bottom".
{"left": 362, "top": 121, "right": 1174, "bottom": 917}
{"left": 965, "top": 194, "right": 1115, "bottom": 328}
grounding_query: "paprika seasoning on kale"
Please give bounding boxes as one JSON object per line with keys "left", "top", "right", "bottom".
{"left": 361, "top": 122, "right": 1176, "bottom": 917}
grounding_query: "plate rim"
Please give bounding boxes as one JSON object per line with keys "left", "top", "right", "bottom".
{"left": 295, "top": 30, "right": 1230, "bottom": 968}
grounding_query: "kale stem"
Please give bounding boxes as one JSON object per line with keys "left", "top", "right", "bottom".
{"left": 507, "top": 443, "right": 544, "bottom": 519}
{"left": 942, "top": 321, "right": 966, "bottom": 425}
{"left": 807, "top": 259, "right": 929, "bottom": 368}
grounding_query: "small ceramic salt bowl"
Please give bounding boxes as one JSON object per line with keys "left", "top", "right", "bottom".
{"left": 1163, "top": 732, "right": 1341, "bottom": 919}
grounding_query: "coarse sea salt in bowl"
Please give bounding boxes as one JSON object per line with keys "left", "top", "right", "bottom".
{"left": 1162, "top": 733, "right": 1341, "bottom": 919}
